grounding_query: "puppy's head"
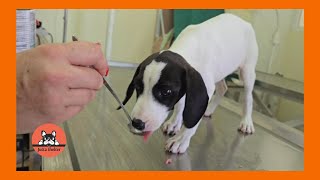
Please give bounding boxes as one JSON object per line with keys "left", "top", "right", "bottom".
{"left": 119, "top": 51, "right": 208, "bottom": 133}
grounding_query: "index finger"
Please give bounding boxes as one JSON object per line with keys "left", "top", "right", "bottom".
{"left": 64, "top": 41, "right": 108, "bottom": 76}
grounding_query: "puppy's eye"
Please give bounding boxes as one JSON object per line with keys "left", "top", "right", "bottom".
{"left": 160, "top": 89, "right": 172, "bottom": 97}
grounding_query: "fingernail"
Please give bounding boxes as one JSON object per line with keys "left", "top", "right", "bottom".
{"left": 105, "top": 68, "right": 109, "bottom": 76}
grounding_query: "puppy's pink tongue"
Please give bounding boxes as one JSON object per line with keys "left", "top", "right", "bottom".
{"left": 143, "top": 131, "right": 153, "bottom": 142}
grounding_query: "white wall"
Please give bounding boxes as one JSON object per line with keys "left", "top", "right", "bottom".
{"left": 111, "top": 10, "right": 157, "bottom": 63}
{"left": 35, "top": 9, "right": 157, "bottom": 64}
{"left": 226, "top": 9, "right": 304, "bottom": 124}
{"left": 35, "top": 9, "right": 64, "bottom": 43}
{"left": 225, "top": 9, "right": 304, "bottom": 82}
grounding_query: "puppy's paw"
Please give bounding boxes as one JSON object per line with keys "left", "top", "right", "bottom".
{"left": 162, "top": 118, "right": 182, "bottom": 136}
{"left": 204, "top": 107, "right": 214, "bottom": 117}
{"left": 165, "top": 134, "right": 190, "bottom": 154}
{"left": 238, "top": 118, "right": 255, "bottom": 134}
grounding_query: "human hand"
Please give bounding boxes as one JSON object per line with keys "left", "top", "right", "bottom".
{"left": 16, "top": 41, "right": 108, "bottom": 134}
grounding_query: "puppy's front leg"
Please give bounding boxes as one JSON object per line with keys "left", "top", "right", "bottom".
{"left": 165, "top": 121, "right": 201, "bottom": 154}
{"left": 162, "top": 96, "right": 185, "bottom": 136}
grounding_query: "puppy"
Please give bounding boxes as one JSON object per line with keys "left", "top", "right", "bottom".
{"left": 119, "top": 13, "right": 258, "bottom": 153}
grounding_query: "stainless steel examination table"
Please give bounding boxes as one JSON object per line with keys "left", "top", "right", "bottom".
{"left": 42, "top": 67, "right": 304, "bottom": 171}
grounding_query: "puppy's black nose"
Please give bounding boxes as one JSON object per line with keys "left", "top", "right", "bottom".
{"left": 132, "top": 118, "right": 145, "bottom": 131}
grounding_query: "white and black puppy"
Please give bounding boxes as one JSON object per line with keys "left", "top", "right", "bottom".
{"left": 119, "top": 13, "right": 258, "bottom": 153}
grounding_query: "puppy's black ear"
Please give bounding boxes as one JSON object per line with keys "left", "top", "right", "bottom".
{"left": 182, "top": 68, "right": 209, "bottom": 128}
{"left": 117, "top": 52, "right": 160, "bottom": 110}
{"left": 116, "top": 65, "right": 141, "bottom": 110}
{"left": 51, "top": 131, "right": 56, "bottom": 137}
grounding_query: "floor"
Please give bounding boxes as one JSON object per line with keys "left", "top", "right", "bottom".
{"left": 42, "top": 67, "right": 304, "bottom": 171}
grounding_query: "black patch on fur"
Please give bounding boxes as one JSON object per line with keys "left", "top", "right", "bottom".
{"left": 182, "top": 67, "right": 209, "bottom": 128}
{"left": 154, "top": 51, "right": 209, "bottom": 128}
{"left": 151, "top": 52, "right": 187, "bottom": 110}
